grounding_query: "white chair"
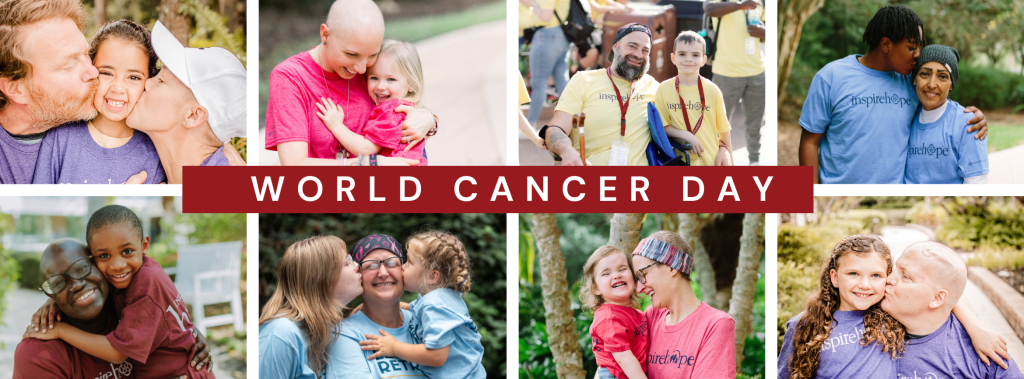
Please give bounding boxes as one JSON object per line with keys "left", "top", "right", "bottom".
{"left": 164, "top": 241, "right": 244, "bottom": 335}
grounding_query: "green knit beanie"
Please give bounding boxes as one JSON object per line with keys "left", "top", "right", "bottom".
{"left": 914, "top": 44, "right": 960, "bottom": 90}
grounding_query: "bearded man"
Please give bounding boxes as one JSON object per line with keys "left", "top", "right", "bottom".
{"left": 540, "top": 22, "right": 657, "bottom": 166}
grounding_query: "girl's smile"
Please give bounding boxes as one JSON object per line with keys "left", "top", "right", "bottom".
{"left": 830, "top": 252, "right": 888, "bottom": 311}
{"left": 593, "top": 253, "right": 636, "bottom": 306}
{"left": 92, "top": 37, "right": 149, "bottom": 123}
{"left": 366, "top": 58, "right": 411, "bottom": 106}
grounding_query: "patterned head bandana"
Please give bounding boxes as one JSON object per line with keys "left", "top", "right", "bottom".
{"left": 631, "top": 236, "right": 693, "bottom": 275}
{"left": 350, "top": 233, "right": 404, "bottom": 263}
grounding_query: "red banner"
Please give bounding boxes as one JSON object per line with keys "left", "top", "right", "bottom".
{"left": 183, "top": 166, "right": 813, "bottom": 213}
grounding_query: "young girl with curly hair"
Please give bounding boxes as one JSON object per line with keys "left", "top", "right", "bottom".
{"left": 779, "top": 234, "right": 1008, "bottom": 378}
{"left": 359, "top": 230, "right": 485, "bottom": 378}
{"left": 580, "top": 245, "right": 647, "bottom": 379}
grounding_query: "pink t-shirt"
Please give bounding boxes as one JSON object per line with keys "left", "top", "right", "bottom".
{"left": 644, "top": 302, "right": 735, "bottom": 379}
{"left": 265, "top": 50, "right": 374, "bottom": 159}
{"left": 13, "top": 320, "right": 136, "bottom": 379}
{"left": 107, "top": 256, "right": 212, "bottom": 379}
{"left": 362, "top": 99, "right": 428, "bottom": 166}
{"left": 590, "top": 303, "right": 649, "bottom": 379}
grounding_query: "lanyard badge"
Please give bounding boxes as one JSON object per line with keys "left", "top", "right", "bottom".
{"left": 606, "top": 68, "right": 635, "bottom": 165}
{"left": 675, "top": 76, "right": 706, "bottom": 135}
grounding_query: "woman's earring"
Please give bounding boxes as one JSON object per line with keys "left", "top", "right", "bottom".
{"left": 323, "top": 41, "right": 327, "bottom": 45}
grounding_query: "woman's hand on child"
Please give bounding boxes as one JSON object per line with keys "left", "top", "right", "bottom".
{"left": 971, "top": 325, "right": 1009, "bottom": 369}
{"left": 191, "top": 328, "right": 214, "bottom": 372}
{"left": 396, "top": 105, "right": 433, "bottom": 151}
{"left": 360, "top": 329, "right": 398, "bottom": 360}
{"left": 963, "top": 106, "right": 988, "bottom": 140}
{"left": 30, "top": 298, "right": 61, "bottom": 333}
{"left": 316, "top": 97, "right": 347, "bottom": 132}
{"left": 23, "top": 322, "right": 61, "bottom": 340}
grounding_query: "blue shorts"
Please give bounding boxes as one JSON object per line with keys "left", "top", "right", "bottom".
{"left": 597, "top": 367, "right": 624, "bottom": 379}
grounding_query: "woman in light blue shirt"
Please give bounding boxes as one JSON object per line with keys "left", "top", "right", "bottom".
{"left": 258, "top": 236, "right": 364, "bottom": 378}
{"left": 903, "top": 44, "right": 989, "bottom": 184}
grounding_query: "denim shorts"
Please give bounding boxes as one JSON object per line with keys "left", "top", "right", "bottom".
{"left": 597, "top": 367, "right": 624, "bottom": 379}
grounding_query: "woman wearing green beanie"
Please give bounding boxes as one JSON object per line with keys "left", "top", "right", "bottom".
{"left": 903, "top": 44, "right": 989, "bottom": 184}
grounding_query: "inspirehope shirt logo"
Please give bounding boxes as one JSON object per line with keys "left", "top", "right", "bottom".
{"left": 666, "top": 101, "right": 712, "bottom": 112}
{"left": 599, "top": 93, "right": 647, "bottom": 102}
{"left": 909, "top": 143, "right": 951, "bottom": 159}
{"left": 850, "top": 92, "right": 916, "bottom": 108}
{"left": 898, "top": 371, "right": 947, "bottom": 379}
{"left": 822, "top": 326, "right": 865, "bottom": 353}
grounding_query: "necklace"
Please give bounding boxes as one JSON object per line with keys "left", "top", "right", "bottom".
{"left": 318, "top": 44, "right": 351, "bottom": 159}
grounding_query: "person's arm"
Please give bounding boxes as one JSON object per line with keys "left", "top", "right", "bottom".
{"left": 23, "top": 322, "right": 128, "bottom": 364}
{"left": 520, "top": 110, "right": 547, "bottom": 150}
{"left": 545, "top": 111, "right": 585, "bottom": 166}
{"left": 963, "top": 106, "right": 988, "bottom": 140}
{"left": 360, "top": 329, "right": 450, "bottom": 366}
{"left": 747, "top": 24, "right": 765, "bottom": 42}
{"left": 954, "top": 302, "right": 1010, "bottom": 369}
{"left": 396, "top": 105, "right": 435, "bottom": 151}
{"left": 316, "top": 97, "right": 383, "bottom": 156}
{"left": 717, "top": 131, "right": 733, "bottom": 166}
{"left": 703, "top": 0, "right": 758, "bottom": 18}
{"left": 799, "top": 130, "right": 822, "bottom": 184}
{"left": 277, "top": 141, "right": 418, "bottom": 166}
{"left": 191, "top": 329, "right": 213, "bottom": 371}
{"left": 611, "top": 350, "right": 648, "bottom": 379}
{"left": 777, "top": 317, "right": 798, "bottom": 379}
{"left": 29, "top": 298, "right": 60, "bottom": 333}
{"left": 664, "top": 127, "right": 705, "bottom": 157}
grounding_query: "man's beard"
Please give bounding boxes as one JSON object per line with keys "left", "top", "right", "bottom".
{"left": 612, "top": 52, "right": 648, "bottom": 82}
{"left": 26, "top": 79, "right": 97, "bottom": 131}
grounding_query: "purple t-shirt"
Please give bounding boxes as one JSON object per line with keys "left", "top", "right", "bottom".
{"left": 898, "top": 314, "right": 1024, "bottom": 379}
{"left": 0, "top": 125, "right": 43, "bottom": 184}
{"left": 31, "top": 122, "right": 165, "bottom": 184}
{"left": 778, "top": 310, "right": 896, "bottom": 379}
{"left": 201, "top": 145, "right": 229, "bottom": 166}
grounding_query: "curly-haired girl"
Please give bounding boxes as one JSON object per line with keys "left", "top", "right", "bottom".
{"left": 579, "top": 245, "right": 647, "bottom": 379}
{"left": 779, "top": 234, "right": 1007, "bottom": 378}
{"left": 359, "top": 230, "right": 485, "bottom": 379}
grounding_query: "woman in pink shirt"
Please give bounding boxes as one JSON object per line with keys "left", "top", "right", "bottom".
{"left": 631, "top": 231, "right": 736, "bottom": 379}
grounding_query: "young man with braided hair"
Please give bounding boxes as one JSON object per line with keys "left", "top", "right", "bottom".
{"left": 797, "top": 5, "right": 989, "bottom": 184}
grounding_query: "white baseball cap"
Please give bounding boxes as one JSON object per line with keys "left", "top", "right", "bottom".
{"left": 150, "top": 21, "right": 246, "bottom": 142}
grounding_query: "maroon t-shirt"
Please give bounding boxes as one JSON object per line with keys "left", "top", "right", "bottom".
{"left": 13, "top": 318, "right": 136, "bottom": 379}
{"left": 589, "top": 303, "right": 649, "bottom": 379}
{"left": 108, "top": 256, "right": 212, "bottom": 379}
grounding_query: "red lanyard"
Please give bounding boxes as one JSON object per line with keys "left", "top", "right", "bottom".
{"left": 606, "top": 68, "right": 635, "bottom": 138}
{"left": 675, "top": 76, "right": 706, "bottom": 134}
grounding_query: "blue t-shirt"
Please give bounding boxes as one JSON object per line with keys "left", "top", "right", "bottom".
{"left": 778, "top": 310, "right": 896, "bottom": 379}
{"left": 329, "top": 309, "right": 425, "bottom": 379}
{"left": 31, "top": 122, "right": 165, "bottom": 184}
{"left": 258, "top": 317, "right": 323, "bottom": 379}
{"left": 409, "top": 289, "right": 486, "bottom": 379}
{"left": 800, "top": 55, "right": 918, "bottom": 184}
{"left": 0, "top": 124, "right": 43, "bottom": 184}
{"left": 904, "top": 100, "right": 988, "bottom": 184}
{"left": 898, "top": 314, "right": 1024, "bottom": 379}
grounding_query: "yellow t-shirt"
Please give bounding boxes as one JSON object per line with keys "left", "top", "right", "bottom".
{"left": 519, "top": 3, "right": 535, "bottom": 36}
{"left": 555, "top": 69, "right": 659, "bottom": 166}
{"left": 519, "top": 71, "right": 530, "bottom": 105}
{"left": 711, "top": 0, "right": 765, "bottom": 77}
{"left": 589, "top": 0, "right": 610, "bottom": 25}
{"left": 533, "top": 0, "right": 571, "bottom": 29}
{"left": 654, "top": 76, "right": 731, "bottom": 166}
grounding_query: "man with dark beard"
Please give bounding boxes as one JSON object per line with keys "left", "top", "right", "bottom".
{"left": 0, "top": 0, "right": 99, "bottom": 183}
{"left": 541, "top": 23, "right": 658, "bottom": 166}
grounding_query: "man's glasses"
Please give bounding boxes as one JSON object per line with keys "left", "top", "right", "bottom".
{"left": 634, "top": 262, "right": 659, "bottom": 285}
{"left": 360, "top": 256, "right": 403, "bottom": 271}
{"left": 39, "top": 256, "right": 94, "bottom": 295}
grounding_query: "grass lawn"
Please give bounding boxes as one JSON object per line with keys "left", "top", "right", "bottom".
{"left": 988, "top": 123, "right": 1024, "bottom": 152}
{"left": 259, "top": 1, "right": 505, "bottom": 120}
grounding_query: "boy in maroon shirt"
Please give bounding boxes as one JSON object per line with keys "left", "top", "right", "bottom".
{"left": 24, "top": 205, "right": 214, "bottom": 378}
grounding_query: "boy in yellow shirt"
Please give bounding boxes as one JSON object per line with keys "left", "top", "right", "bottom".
{"left": 654, "top": 31, "right": 733, "bottom": 166}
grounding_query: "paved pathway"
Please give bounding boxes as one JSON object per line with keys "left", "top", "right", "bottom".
{"left": 260, "top": 20, "right": 507, "bottom": 166}
{"left": 0, "top": 288, "right": 234, "bottom": 378}
{"left": 989, "top": 144, "right": 1024, "bottom": 184}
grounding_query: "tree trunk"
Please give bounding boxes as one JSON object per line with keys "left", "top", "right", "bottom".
{"left": 778, "top": 0, "right": 824, "bottom": 108}
{"left": 678, "top": 213, "right": 719, "bottom": 309}
{"left": 159, "top": 0, "right": 191, "bottom": 45}
{"left": 608, "top": 213, "right": 645, "bottom": 254}
{"left": 531, "top": 214, "right": 586, "bottom": 379}
{"left": 661, "top": 213, "right": 678, "bottom": 236}
{"left": 94, "top": 0, "right": 106, "bottom": 28}
{"left": 728, "top": 213, "right": 765, "bottom": 371}
{"left": 220, "top": 0, "right": 239, "bottom": 31}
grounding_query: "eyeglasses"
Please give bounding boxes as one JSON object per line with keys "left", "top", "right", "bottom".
{"left": 634, "top": 262, "right": 659, "bottom": 285}
{"left": 39, "top": 256, "right": 94, "bottom": 295}
{"left": 360, "top": 256, "right": 403, "bottom": 271}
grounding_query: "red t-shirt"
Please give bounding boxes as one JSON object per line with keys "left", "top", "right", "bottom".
{"left": 107, "top": 256, "right": 211, "bottom": 379}
{"left": 363, "top": 99, "right": 428, "bottom": 166}
{"left": 644, "top": 302, "right": 735, "bottom": 379}
{"left": 13, "top": 318, "right": 136, "bottom": 379}
{"left": 590, "top": 303, "right": 649, "bottom": 379}
{"left": 265, "top": 50, "right": 375, "bottom": 159}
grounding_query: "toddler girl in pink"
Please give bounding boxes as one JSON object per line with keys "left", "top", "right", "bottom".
{"left": 316, "top": 40, "right": 428, "bottom": 165}
{"left": 580, "top": 245, "right": 649, "bottom": 379}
